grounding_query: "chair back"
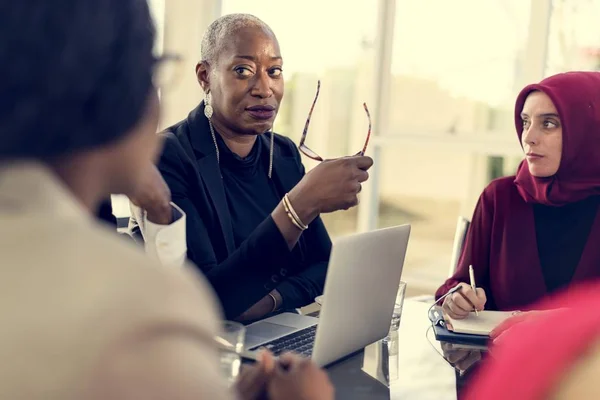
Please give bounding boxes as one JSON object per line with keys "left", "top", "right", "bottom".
{"left": 448, "top": 216, "right": 470, "bottom": 277}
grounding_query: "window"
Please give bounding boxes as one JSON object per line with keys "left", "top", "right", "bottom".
{"left": 375, "top": 0, "right": 534, "bottom": 295}
{"left": 546, "top": 0, "right": 600, "bottom": 75}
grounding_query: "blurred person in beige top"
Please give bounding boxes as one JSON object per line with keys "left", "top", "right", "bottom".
{"left": 0, "top": 1, "right": 333, "bottom": 399}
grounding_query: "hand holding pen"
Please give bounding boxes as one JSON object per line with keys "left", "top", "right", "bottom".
{"left": 442, "top": 265, "right": 487, "bottom": 320}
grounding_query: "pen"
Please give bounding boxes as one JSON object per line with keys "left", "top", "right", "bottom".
{"left": 469, "top": 265, "right": 479, "bottom": 316}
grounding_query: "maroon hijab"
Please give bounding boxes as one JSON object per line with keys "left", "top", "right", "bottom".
{"left": 514, "top": 71, "right": 600, "bottom": 206}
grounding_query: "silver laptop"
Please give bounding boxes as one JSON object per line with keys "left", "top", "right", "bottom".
{"left": 245, "top": 224, "right": 411, "bottom": 367}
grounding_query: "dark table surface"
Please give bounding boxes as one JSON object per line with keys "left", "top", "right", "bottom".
{"left": 322, "top": 299, "right": 483, "bottom": 400}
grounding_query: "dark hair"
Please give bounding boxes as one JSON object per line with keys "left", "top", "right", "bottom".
{"left": 0, "top": 0, "right": 156, "bottom": 159}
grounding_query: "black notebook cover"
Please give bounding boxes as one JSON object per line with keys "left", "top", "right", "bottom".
{"left": 433, "top": 324, "right": 489, "bottom": 347}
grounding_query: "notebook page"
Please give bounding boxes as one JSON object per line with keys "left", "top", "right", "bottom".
{"left": 448, "top": 311, "right": 516, "bottom": 335}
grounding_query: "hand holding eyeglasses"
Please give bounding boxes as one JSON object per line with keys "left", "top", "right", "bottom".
{"left": 285, "top": 80, "right": 373, "bottom": 222}
{"left": 288, "top": 155, "right": 373, "bottom": 222}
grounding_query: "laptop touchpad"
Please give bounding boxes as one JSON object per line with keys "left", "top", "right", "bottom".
{"left": 245, "top": 322, "right": 297, "bottom": 348}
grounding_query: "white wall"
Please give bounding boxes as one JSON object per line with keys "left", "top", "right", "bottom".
{"left": 159, "top": 0, "right": 221, "bottom": 129}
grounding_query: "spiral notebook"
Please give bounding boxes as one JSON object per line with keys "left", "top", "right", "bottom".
{"left": 446, "top": 311, "right": 516, "bottom": 336}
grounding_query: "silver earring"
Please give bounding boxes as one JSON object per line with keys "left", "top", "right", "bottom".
{"left": 204, "top": 91, "right": 219, "bottom": 164}
{"left": 204, "top": 91, "right": 213, "bottom": 119}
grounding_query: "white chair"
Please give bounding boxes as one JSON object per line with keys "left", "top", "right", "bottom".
{"left": 448, "top": 216, "right": 471, "bottom": 277}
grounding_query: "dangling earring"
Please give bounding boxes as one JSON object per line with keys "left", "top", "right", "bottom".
{"left": 268, "top": 130, "right": 274, "bottom": 179}
{"left": 204, "top": 91, "right": 219, "bottom": 164}
{"left": 204, "top": 91, "right": 213, "bottom": 119}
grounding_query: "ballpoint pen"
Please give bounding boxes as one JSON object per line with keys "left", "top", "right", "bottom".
{"left": 469, "top": 265, "right": 479, "bottom": 317}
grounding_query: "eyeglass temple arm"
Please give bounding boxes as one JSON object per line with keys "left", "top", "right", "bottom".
{"left": 358, "top": 102, "right": 372, "bottom": 156}
{"left": 299, "top": 80, "right": 321, "bottom": 146}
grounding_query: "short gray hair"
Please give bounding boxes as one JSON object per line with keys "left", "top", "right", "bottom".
{"left": 200, "top": 13, "right": 275, "bottom": 64}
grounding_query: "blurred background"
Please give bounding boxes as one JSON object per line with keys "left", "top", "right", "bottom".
{"left": 114, "top": 0, "right": 600, "bottom": 297}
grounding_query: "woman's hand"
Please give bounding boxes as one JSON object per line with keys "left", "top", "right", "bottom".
{"left": 234, "top": 351, "right": 276, "bottom": 400}
{"left": 287, "top": 155, "right": 374, "bottom": 224}
{"left": 442, "top": 283, "right": 487, "bottom": 320}
{"left": 129, "top": 164, "right": 172, "bottom": 225}
{"left": 267, "top": 353, "right": 334, "bottom": 400}
{"left": 271, "top": 155, "right": 373, "bottom": 250}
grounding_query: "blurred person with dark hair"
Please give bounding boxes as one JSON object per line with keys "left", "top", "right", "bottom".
{"left": 0, "top": 1, "right": 333, "bottom": 399}
{"left": 131, "top": 13, "right": 374, "bottom": 321}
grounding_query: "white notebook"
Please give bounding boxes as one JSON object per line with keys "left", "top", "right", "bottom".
{"left": 447, "top": 311, "right": 517, "bottom": 335}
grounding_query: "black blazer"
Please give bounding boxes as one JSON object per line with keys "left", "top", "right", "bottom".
{"left": 158, "top": 104, "right": 332, "bottom": 319}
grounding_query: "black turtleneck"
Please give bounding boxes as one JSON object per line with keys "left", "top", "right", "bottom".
{"left": 534, "top": 195, "right": 600, "bottom": 293}
{"left": 217, "top": 135, "right": 281, "bottom": 248}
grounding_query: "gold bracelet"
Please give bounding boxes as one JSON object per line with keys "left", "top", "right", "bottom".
{"left": 268, "top": 292, "right": 278, "bottom": 313}
{"left": 283, "top": 194, "right": 308, "bottom": 230}
{"left": 284, "top": 194, "right": 308, "bottom": 229}
{"left": 282, "top": 195, "right": 307, "bottom": 231}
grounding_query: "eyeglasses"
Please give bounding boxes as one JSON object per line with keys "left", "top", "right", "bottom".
{"left": 298, "top": 80, "right": 372, "bottom": 162}
{"left": 152, "top": 53, "right": 184, "bottom": 89}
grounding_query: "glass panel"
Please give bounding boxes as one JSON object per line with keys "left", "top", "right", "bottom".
{"left": 220, "top": 0, "right": 380, "bottom": 238}
{"left": 379, "top": 0, "right": 535, "bottom": 295}
{"left": 545, "top": 0, "right": 600, "bottom": 75}
{"left": 388, "top": 0, "right": 532, "bottom": 136}
{"left": 377, "top": 147, "right": 462, "bottom": 295}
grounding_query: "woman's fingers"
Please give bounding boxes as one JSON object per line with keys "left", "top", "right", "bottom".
{"left": 453, "top": 292, "right": 476, "bottom": 313}
{"left": 459, "top": 285, "right": 485, "bottom": 311}
{"left": 443, "top": 296, "right": 470, "bottom": 319}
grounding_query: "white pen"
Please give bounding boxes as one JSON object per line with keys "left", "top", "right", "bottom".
{"left": 469, "top": 265, "right": 479, "bottom": 316}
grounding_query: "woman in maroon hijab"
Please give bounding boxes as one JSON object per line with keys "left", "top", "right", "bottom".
{"left": 436, "top": 71, "right": 600, "bottom": 319}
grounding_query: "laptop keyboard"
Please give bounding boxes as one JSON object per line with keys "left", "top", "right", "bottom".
{"left": 249, "top": 325, "right": 317, "bottom": 357}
